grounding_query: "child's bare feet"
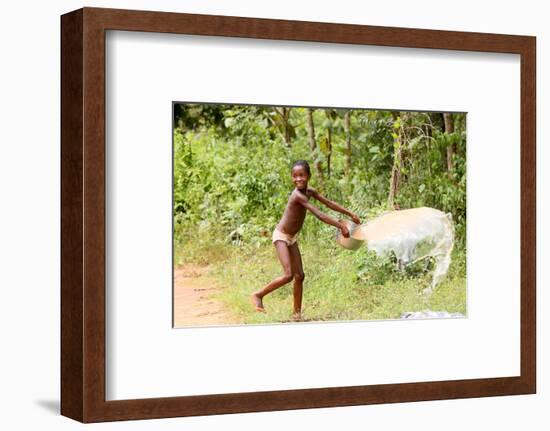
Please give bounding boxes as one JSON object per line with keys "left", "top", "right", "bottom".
{"left": 250, "top": 293, "right": 265, "bottom": 312}
{"left": 291, "top": 312, "right": 302, "bottom": 322}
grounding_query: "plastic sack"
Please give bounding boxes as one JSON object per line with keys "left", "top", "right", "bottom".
{"left": 400, "top": 310, "right": 464, "bottom": 319}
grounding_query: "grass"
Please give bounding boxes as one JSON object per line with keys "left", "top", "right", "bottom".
{"left": 175, "top": 229, "right": 467, "bottom": 325}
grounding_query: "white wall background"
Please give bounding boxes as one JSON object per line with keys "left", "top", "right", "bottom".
{"left": 0, "top": 0, "right": 546, "bottom": 429}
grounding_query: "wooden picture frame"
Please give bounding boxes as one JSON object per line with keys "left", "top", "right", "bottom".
{"left": 61, "top": 7, "right": 536, "bottom": 423}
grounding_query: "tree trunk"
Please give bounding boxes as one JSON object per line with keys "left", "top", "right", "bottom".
{"left": 344, "top": 110, "right": 352, "bottom": 176}
{"left": 443, "top": 113, "right": 455, "bottom": 173}
{"left": 388, "top": 112, "right": 404, "bottom": 209}
{"left": 275, "top": 107, "right": 292, "bottom": 146}
{"left": 326, "top": 127, "right": 332, "bottom": 177}
{"left": 306, "top": 108, "right": 324, "bottom": 182}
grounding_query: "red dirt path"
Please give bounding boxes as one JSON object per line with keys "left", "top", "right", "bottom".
{"left": 173, "top": 265, "right": 239, "bottom": 327}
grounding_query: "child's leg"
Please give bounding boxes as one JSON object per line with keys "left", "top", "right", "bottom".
{"left": 288, "top": 243, "right": 305, "bottom": 319}
{"left": 251, "top": 241, "right": 293, "bottom": 311}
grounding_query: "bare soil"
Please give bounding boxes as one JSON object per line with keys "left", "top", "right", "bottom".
{"left": 173, "top": 264, "right": 239, "bottom": 327}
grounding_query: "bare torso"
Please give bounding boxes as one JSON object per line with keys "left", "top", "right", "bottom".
{"left": 276, "top": 188, "right": 313, "bottom": 235}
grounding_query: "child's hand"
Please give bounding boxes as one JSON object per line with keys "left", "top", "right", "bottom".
{"left": 351, "top": 214, "right": 361, "bottom": 225}
{"left": 340, "top": 224, "right": 350, "bottom": 238}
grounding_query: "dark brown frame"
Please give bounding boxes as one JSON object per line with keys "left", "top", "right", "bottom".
{"left": 61, "top": 7, "right": 536, "bottom": 423}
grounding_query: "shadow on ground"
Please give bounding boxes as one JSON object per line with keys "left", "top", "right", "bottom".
{"left": 34, "top": 399, "right": 59, "bottom": 415}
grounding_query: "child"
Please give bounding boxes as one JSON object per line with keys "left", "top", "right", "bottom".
{"left": 250, "top": 160, "right": 361, "bottom": 321}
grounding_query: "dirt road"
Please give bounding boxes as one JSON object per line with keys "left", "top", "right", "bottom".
{"left": 173, "top": 265, "right": 239, "bottom": 327}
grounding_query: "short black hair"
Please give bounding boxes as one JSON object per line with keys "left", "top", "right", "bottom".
{"left": 292, "top": 160, "right": 311, "bottom": 175}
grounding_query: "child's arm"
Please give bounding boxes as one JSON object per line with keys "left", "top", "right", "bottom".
{"left": 310, "top": 189, "right": 361, "bottom": 224}
{"left": 295, "top": 193, "right": 350, "bottom": 237}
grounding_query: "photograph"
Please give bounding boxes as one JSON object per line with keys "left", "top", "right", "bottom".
{"left": 172, "top": 103, "right": 467, "bottom": 327}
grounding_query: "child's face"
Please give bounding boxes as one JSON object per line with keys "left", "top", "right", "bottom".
{"left": 291, "top": 166, "right": 310, "bottom": 191}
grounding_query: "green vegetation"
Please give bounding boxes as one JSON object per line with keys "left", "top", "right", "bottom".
{"left": 173, "top": 104, "right": 466, "bottom": 323}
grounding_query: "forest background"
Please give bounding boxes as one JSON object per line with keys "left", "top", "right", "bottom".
{"left": 173, "top": 104, "right": 467, "bottom": 325}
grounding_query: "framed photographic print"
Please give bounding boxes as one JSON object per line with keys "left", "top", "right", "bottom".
{"left": 61, "top": 7, "right": 536, "bottom": 423}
